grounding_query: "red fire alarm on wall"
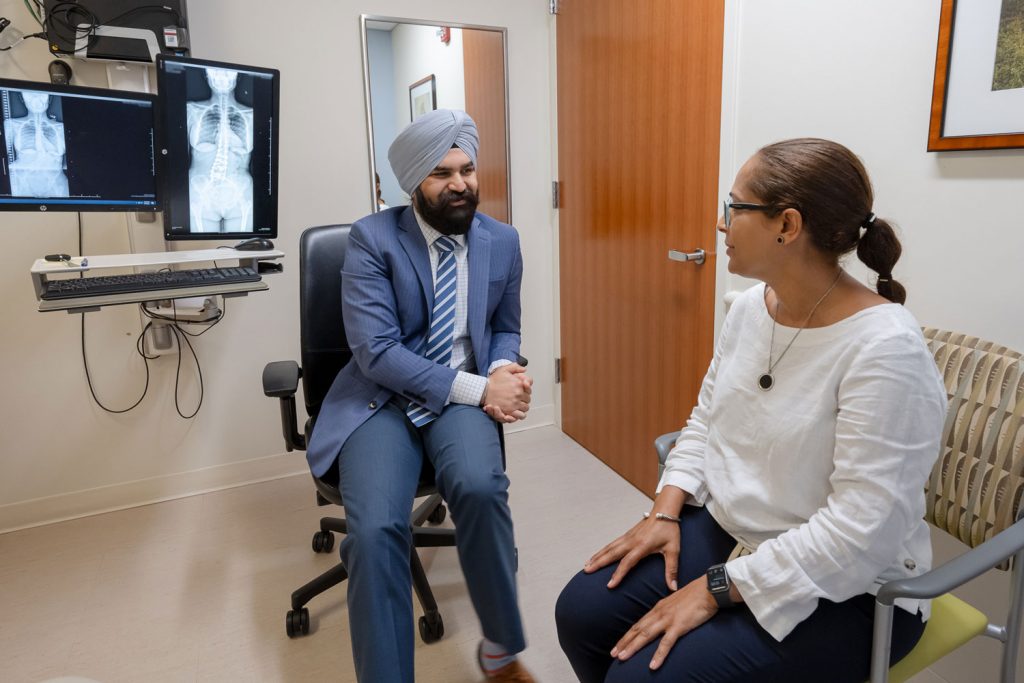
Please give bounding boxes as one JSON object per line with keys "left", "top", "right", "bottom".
{"left": 438, "top": 26, "right": 451, "bottom": 45}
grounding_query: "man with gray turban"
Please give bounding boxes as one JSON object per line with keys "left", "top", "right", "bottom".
{"left": 307, "top": 109, "right": 535, "bottom": 683}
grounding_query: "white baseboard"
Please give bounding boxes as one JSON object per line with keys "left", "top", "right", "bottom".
{"left": 0, "top": 451, "right": 309, "bottom": 534}
{"left": 0, "top": 403, "right": 556, "bottom": 534}
{"left": 505, "top": 402, "right": 555, "bottom": 434}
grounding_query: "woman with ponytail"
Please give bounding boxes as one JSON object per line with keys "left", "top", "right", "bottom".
{"left": 556, "top": 139, "right": 947, "bottom": 682}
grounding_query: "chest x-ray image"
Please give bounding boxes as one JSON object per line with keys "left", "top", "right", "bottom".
{"left": 186, "top": 68, "right": 255, "bottom": 233}
{"left": 0, "top": 79, "right": 159, "bottom": 211}
{"left": 2, "top": 91, "right": 69, "bottom": 198}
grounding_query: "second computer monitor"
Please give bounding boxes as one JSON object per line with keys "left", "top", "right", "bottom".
{"left": 157, "top": 55, "right": 279, "bottom": 240}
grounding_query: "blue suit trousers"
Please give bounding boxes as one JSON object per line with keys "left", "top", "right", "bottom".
{"left": 336, "top": 400, "right": 525, "bottom": 683}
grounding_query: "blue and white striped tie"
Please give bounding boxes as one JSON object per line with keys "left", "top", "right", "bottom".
{"left": 406, "top": 236, "right": 457, "bottom": 427}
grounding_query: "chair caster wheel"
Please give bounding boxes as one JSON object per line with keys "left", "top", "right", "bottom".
{"left": 419, "top": 611, "right": 444, "bottom": 643}
{"left": 427, "top": 504, "right": 447, "bottom": 525}
{"left": 286, "top": 608, "right": 310, "bottom": 638}
{"left": 311, "top": 530, "right": 334, "bottom": 553}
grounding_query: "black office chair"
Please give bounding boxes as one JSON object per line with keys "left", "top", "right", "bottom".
{"left": 262, "top": 224, "right": 456, "bottom": 642}
{"left": 262, "top": 223, "right": 513, "bottom": 644}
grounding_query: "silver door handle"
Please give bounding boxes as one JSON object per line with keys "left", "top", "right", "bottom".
{"left": 668, "top": 248, "right": 706, "bottom": 265}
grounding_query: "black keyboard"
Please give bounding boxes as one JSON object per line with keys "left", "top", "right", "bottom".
{"left": 42, "top": 267, "right": 262, "bottom": 300}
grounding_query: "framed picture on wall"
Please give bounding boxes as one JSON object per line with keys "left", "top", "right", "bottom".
{"left": 409, "top": 75, "right": 437, "bottom": 122}
{"left": 929, "top": 0, "right": 1024, "bottom": 150}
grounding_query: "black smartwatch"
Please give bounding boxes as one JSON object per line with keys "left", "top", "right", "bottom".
{"left": 706, "top": 563, "right": 735, "bottom": 608}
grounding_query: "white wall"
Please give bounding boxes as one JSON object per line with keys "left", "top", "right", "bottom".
{"left": 0, "top": 0, "right": 556, "bottom": 530}
{"left": 719, "top": 0, "right": 1024, "bottom": 351}
{"left": 720, "top": 2, "right": 1024, "bottom": 680}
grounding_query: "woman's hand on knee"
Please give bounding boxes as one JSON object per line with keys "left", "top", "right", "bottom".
{"left": 609, "top": 576, "right": 718, "bottom": 670}
{"left": 583, "top": 516, "right": 681, "bottom": 591}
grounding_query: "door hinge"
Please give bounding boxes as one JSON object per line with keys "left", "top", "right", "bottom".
{"left": 552, "top": 180, "right": 560, "bottom": 209}
{"left": 550, "top": 0, "right": 560, "bottom": 15}
{"left": 555, "top": 357, "right": 562, "bottom": 383}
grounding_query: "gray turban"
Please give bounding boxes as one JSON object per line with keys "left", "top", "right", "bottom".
{"left": 388, "top": 109, "right": 479, "bottom": 196}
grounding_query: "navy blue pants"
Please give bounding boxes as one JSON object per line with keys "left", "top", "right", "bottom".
{"left": 555, "top": 506, "right": 925, "bottom": 682}
{"left": 334, "top": 400, "right": 524, "bottom": 683}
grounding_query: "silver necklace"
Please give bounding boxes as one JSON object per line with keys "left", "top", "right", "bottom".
{"left": 758, "top": 270, "right": 843, "bottom": 391}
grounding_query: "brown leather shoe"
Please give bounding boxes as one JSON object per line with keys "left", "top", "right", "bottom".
{"left": 477, "top": 641, "right": 536, "bottom": 682}
{"left": 483, "top": 659, "right": 536, "bottom": 683}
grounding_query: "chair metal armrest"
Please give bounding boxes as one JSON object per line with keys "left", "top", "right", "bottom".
{"left": 261, "top": 360, "right": 306, "bottom": 452}
{"left": 877, "top": 518, "right": 1024, "bottom": 605}
{"left": 655, "top": 431, "right": 681, "bottom": 469}
{"left": 870, "top": 517, "right": 1024, "bottom": 683}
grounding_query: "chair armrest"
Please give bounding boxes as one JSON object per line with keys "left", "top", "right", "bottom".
{"left": 261, "top": 360, "right": 306, "bottom": 452}
{"left": 655, "top": 431, "right": 681, "bottom": 469}
{"left": 262, "top": 360, "right": 301, "bottom": 398}
{"left": 877, "top": 517, "right": 1024, "bottom": 605}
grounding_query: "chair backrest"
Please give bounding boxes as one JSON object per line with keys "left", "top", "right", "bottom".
{"left": 923, "top": 328, "right": 1024, "bottom": 565}
{"left": 299, "top": 224, "right": 352, "bottom": 417}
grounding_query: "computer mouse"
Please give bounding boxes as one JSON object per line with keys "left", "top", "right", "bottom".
{"left": 234, "top": 238, "right": 275, "bottom": 251}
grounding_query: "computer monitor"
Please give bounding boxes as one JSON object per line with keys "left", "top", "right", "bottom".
{"left": 0, "top": 78, "right": 159, "bottom": 211}
{"left": 156, "top": 55, "right": 280, "bottom": 240}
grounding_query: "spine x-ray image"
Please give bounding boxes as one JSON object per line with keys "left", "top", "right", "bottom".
{"left": 186, "top": 68, "right": 254, "bottom": 232}
{"left": 160, "top": 60, "right": 277, "bottom": 238}
{"left": 1, "top": 91, "right": 69, "bottom": 198}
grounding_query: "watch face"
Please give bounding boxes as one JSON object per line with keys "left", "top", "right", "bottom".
{"left": 707, "top": 566, "right": 728, "bottom": 591}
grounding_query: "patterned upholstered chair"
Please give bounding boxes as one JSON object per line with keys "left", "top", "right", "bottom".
{"left": 654, "top": 327, "right": 1024, "bottom": 683}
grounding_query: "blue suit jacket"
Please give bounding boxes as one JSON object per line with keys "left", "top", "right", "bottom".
{"left": 305, "top": 206, "right": 524, "bottom": 477}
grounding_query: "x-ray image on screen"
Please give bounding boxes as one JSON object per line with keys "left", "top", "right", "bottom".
{"left": 2, "top": 91, "right": 69, "bottom": 198}
{"left": 187, "top": 68, "right": 254, "bottom": 232}
{"left": 0, "top": 78, "right": 158, "bottom": 211}
{"left": 158, "top": 56, "right": 279, "bottom": 240}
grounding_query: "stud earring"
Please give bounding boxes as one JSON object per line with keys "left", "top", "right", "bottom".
{"left": 777, "top": 236, "right": 784, "bottom": 244}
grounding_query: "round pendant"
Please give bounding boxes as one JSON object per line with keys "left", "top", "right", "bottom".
{"left": 758, "top": 373, "right": 774, "bottom": 391}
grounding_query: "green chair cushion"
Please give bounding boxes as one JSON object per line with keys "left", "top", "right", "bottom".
{"left": 886, "top": 593, "right": 989, "bottom": 683}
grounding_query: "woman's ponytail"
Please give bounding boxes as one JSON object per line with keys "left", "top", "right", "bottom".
{"left": 856, "top": 215, "right": 906, "bottom": 304}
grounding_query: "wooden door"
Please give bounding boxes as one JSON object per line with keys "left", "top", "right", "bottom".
{"left": 463, "top": 28, "right": 510, "bottom": 223}
{"left": 557, "top": 0, "right": 724, "bottom": 494}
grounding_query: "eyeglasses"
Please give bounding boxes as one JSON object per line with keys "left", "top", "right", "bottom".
{"left": 722, "top": 199, "right": 775, "bottom": 228}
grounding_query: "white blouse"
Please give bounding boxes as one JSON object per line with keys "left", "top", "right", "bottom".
{"left": 658, "top": 283, "right": 947, "bottom": 641}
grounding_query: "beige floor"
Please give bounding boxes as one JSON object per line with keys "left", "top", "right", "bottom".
{"left": 1, "top": 426, "right": 948, "bottom": 682}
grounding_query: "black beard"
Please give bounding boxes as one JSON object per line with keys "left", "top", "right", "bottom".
{"left": 413, "top": 186, "right": 479, "bottom": 236}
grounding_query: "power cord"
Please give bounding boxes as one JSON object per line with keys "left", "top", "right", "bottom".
{"left": 23, "top": 0, "right": 45, "bottom": 28}
{"left": 140, "top": 297, "right": 230, "bottom": 418}
{"left": 0, "top": 15, "right": 46, "bottom": 50}
{"left": 166, "top": 314, "right": 205, "bottom": 419}
{"left": 78, "top": 212, "right": 151, "bottom": 414}
{"left": 82, "top": 314, "right": 155, "bottom": 413}
{"left": 135, "top": 277, "right": 223, "bottom": 418}
{"left": 77, "top": 214, "right": 223, "bottom": 418}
